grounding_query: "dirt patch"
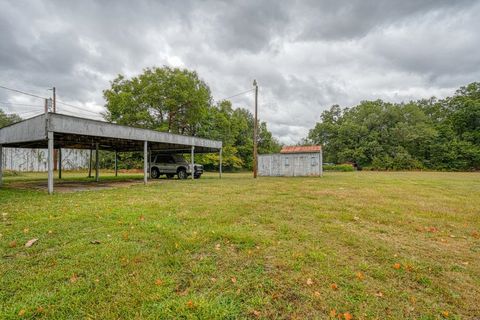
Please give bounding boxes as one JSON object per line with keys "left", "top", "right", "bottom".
{"left": 9, "top": 179, "right": 153, "bottom": 193}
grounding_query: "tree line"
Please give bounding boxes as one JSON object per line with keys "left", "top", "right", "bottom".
{"left": 307, "top": 83, "right": 480, "bottom": 170}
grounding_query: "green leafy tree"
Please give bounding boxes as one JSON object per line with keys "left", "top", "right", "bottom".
{"left": 104, "top": 66, "right": 211, "bottom": 135}
{"left": 307, "top": 82, "right": 480, "bottom": 170}
{"left": 0, "top": 108, "right": 21, "bottom": 128}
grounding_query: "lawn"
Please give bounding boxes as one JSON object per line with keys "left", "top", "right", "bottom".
{"left": 1, "top": 171, "right": 479, "bottom": 319}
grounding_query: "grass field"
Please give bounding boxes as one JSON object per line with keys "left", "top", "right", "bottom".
{"left": 1, "top": 171, "right": 479, "bottom": 319}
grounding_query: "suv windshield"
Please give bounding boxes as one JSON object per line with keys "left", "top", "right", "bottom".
{"left": 154, "top": 154, "right": 187, "bottom": 164}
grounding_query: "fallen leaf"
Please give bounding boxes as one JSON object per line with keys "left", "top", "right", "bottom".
{"left": 331, "top": 283, "right": 338, "bottom": 290}
{"left": 344, "top": 312, "right": 353, "bottom": 320}
{"left": 306, "top": 278, "right": 313, "bottom": 285}
{"left": 210, "top": 277, "right": 217, "bottom": 282}
{"left": 442, "top": 310, "right": 449, "bottom": 317}
{"left": 90, "top": 240, "right": 101, "bottom": 244}
{"left": 155, "top": 279, "right": 163, "bottom": 286}
{"left": 18, "top": 309, "right": 26, "bottom": 316}
{"left": 36, "top": 306, "right": 44, "bottom": 313}
{"left": 353, "top": 216, "right": 360, "bottom": 221}
{"left": 215, "top": 243, "right": 221, "bottom": 250}
{"left": 186, "top": 300, "right": 194, "bottom": 309}
{"left": 231, "top": 277, "right": 237, "bottom": 283}
{"left": 23, "top": 228, "right": 29, "bottom": 233}
{"left": 48, "top": 230, "right": 53, "bottom": 234}
{"left": 25, "top": 238, "right": 38, "bottom": 248}
{"left": 139, "top": 215, "right": 145, "bottom": 221}
{"left": 374, "top": 291, "right": 384, "bottom": 297}
{"left": 122, "top": 232, "right": 129, "bottom": 240}
{"left": 329, "top": 309, "right": 337, "bottom": 317}
{"left": 355, "top": 272, "right": 365, "bottom": 281}
{"left": 405, "top": 264, "right": 413, "bottom": 272}
{"left": 471, "top": 231, "right": 479, "bottom": 239}
{"left": 70, "top": 273, "right": 78, "bottom": 283}
{"left": 393, "top": 263, "right": 401, "bottom": 270}
{"left": 426, "top": 226, "right": 438, "bottom": 233}
{"left": 314, "top": 291, "right": 321, "bottom": 297}
{"left": 252, "top": 310, "right": 261, "bottom": 317}
{"left": 9, "top": 240, "right": 17, "bottom": 248}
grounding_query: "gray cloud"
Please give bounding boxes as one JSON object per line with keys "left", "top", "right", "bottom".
{"left": 1, "top": 0, "right": 479, "bottom": 143}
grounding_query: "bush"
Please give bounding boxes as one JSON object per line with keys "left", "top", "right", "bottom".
{"left": 323, "top": 164, "right": 354, "bottom": 172}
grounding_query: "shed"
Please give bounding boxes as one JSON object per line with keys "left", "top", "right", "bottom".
{"left": 0, "top": 113, "right": 223, "bottom": 193}
{"left": 258, "top": 145, "right": 323, "bottom": 177}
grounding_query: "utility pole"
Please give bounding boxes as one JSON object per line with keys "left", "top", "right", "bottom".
{"left": 253, "top": 79, "right": 258, "bottom": 179}
{"left": 52, "top": 86, "right": 56, "bottom": 113}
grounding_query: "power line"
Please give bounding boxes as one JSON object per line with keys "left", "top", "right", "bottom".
{"left": 56, "top": 99, "right": 104, "bottom": 116}
{"left": 218, "top": 88, "right": 254, "bottom": 101}
{"left": 0, "top": 101, "right": 43, "bottom": 108}
{"left": 0, "top": 85, "right": 47, "bottom": 100}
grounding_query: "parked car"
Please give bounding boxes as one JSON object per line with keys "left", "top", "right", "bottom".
{"left": 150, "top": 154, "right": 203, "bottom": 179}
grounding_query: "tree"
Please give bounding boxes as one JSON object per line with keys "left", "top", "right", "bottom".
{"left": 0, "top": 108, "right": 21, "bottom": 128}
{"left": 104, "top": 66, "right": 211, "bottom": 135}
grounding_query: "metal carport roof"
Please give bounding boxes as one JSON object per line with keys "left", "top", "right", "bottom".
{"left": 0, "top": 113, "right": 223, "bottom": 193}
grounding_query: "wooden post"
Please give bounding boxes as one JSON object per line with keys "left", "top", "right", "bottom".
{"left": 144, "top": 141, "right": 148, "bottom": 184}
{"left": 219, "top": 148, "right": 222, "bottom": 179}
{"left": 95, "top": 143, "right": 99, "bottom": 182}
{"left": 58, "top": 148, "right": 62, "bottom": 179}
{"left": 48, "top": 132, "right": 54, "bottom": 194}
{"left": 0, "top": 145, "right": 3, "bottom": 187}
{"left": 114, "top": 150, "right": 118, "bottom": 177}
{"left": 88, "top": 149, "right": 92, "bottom": 178}
{"left": 191, "top": 145, "right": 195, "bottom": 180}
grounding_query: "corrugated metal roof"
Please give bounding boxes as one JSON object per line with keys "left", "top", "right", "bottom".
{"left": 280, "top": 145, "right": 322, "bottom": 154}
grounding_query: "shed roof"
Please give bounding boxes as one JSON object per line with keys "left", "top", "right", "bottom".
{"left": 0, "top": 113, "right": 222, "bottom": 153}
{"left": 280, "top": 145, "right": 322, "bottom": 154}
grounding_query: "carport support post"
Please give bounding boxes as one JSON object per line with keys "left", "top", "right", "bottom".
{"left": 47, "top": 132, "right": 54, "bottom": 194}
{"left": 219, "top": 148, "right": 222, "bottom": 179}
{"left": 0, "top": 145, "right": 3, "bottom": 187}
{"left": 143, "top": 141, "right": 148, "bottom": 184}
{"left": 88, "top": 149, "right": 92, "bottom": 178}
{"left": 114, "top": 150, "right": 118, "bottom": 177}
{"left": 191, "top": 146, "right": 195, "bottom": 180}
{"left": 95, "top": 143, "right": 99, "bottom": 182}
{"left": 58, "top": 148, "right": 62, "bottom": 179}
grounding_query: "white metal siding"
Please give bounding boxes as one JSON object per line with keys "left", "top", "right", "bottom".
{"left": 1, "top": 148, "right": 89, "bottom": 171}
{"left": 258, "top": 153, "right": 322, "bottom": 176}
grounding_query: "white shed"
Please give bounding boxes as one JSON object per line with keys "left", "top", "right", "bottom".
{"left": 258, "top": 145, "right": 323, "bottom": 177}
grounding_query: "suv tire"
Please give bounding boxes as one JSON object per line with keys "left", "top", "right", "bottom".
{"left": 177, "top": 168, "right": 188, "bottom": 180}
{"left": 151, "top": 167, "right": 160, "bottom": 179}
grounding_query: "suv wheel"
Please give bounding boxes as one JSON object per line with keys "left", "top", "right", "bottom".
{"left": 177, "top": 169, "right": 188, "bottom": 180}
{"left": 151, "top": 167, "right": 160, "bottom": 179}
{"left": 194, "top": 174, "right": 201, "bottom": 179}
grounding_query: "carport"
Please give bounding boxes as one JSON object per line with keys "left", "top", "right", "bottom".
{"left": 0, "top": 113, "right": 223, "bottom": 193}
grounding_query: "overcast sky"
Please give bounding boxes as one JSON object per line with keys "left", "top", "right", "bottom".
{"left": 1, "top": 0, "right": 479, "bottom": 144}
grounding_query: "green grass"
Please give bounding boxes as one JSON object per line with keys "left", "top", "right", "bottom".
{"left": 1, "top": 171, "right": 479, "bottom": 319}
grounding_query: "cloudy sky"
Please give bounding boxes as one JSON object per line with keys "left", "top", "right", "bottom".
{"left": 1, "top": 0, "right": 479, "bottom": 144}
